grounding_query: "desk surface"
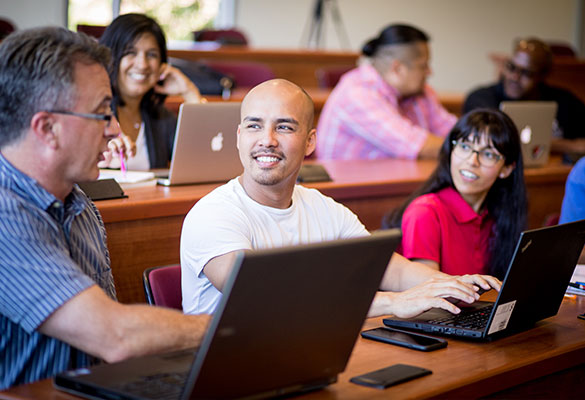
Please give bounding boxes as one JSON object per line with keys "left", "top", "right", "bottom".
{"left": 168, "top": 47, "right": 359, "bottom": 88}
{"left": 2, "top": 293, "right": 584, "bottom": 399}
{"left": 98, "top": 157, "right": 570, "bottom": 226}
{"left": 97, "top": 157, "right": 571, "bottom": 304}
{"left": 164, "top": 88, "right": 466, "bottom": 119}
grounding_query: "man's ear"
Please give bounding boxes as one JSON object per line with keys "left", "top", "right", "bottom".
{"left": 305, "top": 128, "right": 316, "bottom": 157}
{"left": 30, "top": 111, "right": 59, "bottom": 149}
{"left": 383, "top": 59, "right": 405, "bottom": 87}
{"left": 389, "top": 59, "right": 404, "bottom": 74}
{"left": 499, "top": 162, "right": 515, "bottom": 179}
{"left": 236, "top": 124, "right": 241, "bottom": 150}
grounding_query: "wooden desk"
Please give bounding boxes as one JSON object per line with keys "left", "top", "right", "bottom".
{"left": 165, "top": 46, "right": 465, "bottom": 118}
{"left": 165, "top": 89, "right": 465, "bottom": 124}
{"left": 95, "top": 157, "right": 569, "bottom": 305}
{"left": 168, "top": 47, "right": 359, "bottom": 88}
{"left": 165, "top": 87, "right": 332, "bottom": 127}
{"left": 2, "top": 294, "right": 584, "bottom": 399}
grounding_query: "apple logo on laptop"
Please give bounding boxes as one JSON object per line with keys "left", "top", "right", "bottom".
{"left": 520, "top": 125, "right": 532, "bottom": 144}
{"left": 531, "top": 144, "right": 545, "bottom": 159}
{"left": 211, "top": 132, "right": 224, "bottom": 152}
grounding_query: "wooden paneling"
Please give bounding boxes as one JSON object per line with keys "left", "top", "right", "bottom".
{"left": 168, "top": 47, "right": 359, "bottom": 88}
{"left": 546, "top": 57, "right": 585, "bottom": 104}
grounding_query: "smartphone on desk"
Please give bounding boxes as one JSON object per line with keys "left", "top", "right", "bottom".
{"left": 350, "top": 363, "right": 432, "bottom": 389}
{"left": 361, "top": 327, "right": 447, "bottom": 351}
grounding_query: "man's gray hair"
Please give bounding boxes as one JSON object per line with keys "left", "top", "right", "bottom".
{"left": 0, "top": 26, "right": 111, "bottom": 147}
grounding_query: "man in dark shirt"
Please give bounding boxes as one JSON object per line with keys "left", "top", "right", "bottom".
{"left": 464, "top": 38, "right": 585, "bottom": 155}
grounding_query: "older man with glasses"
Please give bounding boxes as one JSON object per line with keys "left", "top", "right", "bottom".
{"left": 0, "top": 27, "right": 209, "bottom": 390}
{"left": 463, "top": 37, "right": 585, "bottom": 155}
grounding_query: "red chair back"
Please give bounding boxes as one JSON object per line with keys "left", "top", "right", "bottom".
{"left": 315, "top": 65, "right": 354, "bottom": 88}
{"left": 76, "top": 24, "right": 107, "bottom": 39}
{"left": 194, "top": 29, "right": 248, "bottom": 46}
{"left": 142, "top": 264, "right": 182, "bottom": 310}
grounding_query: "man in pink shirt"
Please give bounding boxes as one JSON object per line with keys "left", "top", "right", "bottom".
{"left": 317, "top": 24, "right": 456, "bottom": 160}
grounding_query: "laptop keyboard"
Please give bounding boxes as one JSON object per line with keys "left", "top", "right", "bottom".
{"left": 115, "top": 371, "right": 188, "bottom": 400}
{"left": 430, "top": 305, "right": 493, "bottom": 330}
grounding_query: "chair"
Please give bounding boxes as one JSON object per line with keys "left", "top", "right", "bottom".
{"left": 315, "top": 65, "right": 354, "bottom": 88}
{"left": 76, "top": 24, "right": 107, "bottom": 39}
{"left": 142, "top": 264, "right": 182, "bottom": 310}
{"left": 547, "top": 42, "right": 577, "bottom": 58}
{"left": 543, "top": 212, "right": 560, "bottom": 227}
{"left": 193, "top": 29, "right": 248, "bottom": 46}
{"left": 0, "top": 18, "right": 15, "bottom": 41}
{"left": 203, "top": 61, "right": 275, "bottom": 88}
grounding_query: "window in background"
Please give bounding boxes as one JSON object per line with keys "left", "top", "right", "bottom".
{"left": 68, "top": 0, "right": 231, "bottom": 42}
{"left": 120, "top": 0, "right": 221, "bottom": 41}
{"left": 68, "top": 0, "right": 113, "bottom": 32}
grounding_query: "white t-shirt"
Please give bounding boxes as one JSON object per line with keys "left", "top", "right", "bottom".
{"left": 180, "top": 178, "right": 368, "bottom": 314}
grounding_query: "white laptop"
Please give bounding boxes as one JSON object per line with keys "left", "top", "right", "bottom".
{"left": 157, "top": 102, "right": 243, "bottom": 186}
{"left": 499, "top": 101, "right": 557, "bottom": 168}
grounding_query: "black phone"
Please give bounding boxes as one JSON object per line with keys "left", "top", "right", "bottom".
{"left": 350, "top": 363, "right": 431, "bottom": 389}
{"left": 361, "top": 327, "right": 447, "bottom": 351}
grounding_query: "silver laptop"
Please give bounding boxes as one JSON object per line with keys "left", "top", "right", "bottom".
{"left": 54, "top": 230, "right": 401, "bottom": 399}
{"left": 499, "top": 101, "right": 557, "bottom": 168}
{"left": 157, "top": 102, "right": 243, "bottom": 186}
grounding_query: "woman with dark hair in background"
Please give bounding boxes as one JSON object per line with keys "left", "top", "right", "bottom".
{"left": 383, "top": 109, "right": 527, "bottom": 279}
{"left": 100, "top": 13, "right": 202, "bottom": 170}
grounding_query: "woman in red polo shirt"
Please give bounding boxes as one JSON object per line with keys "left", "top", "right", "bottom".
{"left": 383, "top": 109, "right": 527, "bottom": 279}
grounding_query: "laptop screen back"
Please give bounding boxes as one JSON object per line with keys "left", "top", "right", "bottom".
{"left": 54, "top": 231, "right": 400, "bottom": 400}
{"left": 499, "top": 101, "right": 557, "bottom": 168}
{"left": 160, "top": 102, "right": 243, "bottom": 186}
{"left": 182, "top": 230, "right": 401, "bottom": 399}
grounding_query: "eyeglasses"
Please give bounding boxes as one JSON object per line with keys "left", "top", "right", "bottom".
{"left": 451, "top": 140, "right": 503, "bottom": 167}
{"left": 45, "top": 110, "right": 113, "bottom": 127}
{"left": 505, "top": 60, "right": 537, "bottom": 79}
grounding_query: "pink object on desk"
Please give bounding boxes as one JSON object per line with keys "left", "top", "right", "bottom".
{"left": 119, "top": 149, "right": 127, "bottom": 179}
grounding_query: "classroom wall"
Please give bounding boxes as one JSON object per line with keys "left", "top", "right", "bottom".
{"left": 1, "top": 0, "right": 66, "bottom": 30}
{"left": 236, "top": 0, "right": 582, "bottom": 93}
{"left": 2, "top": 0, "right": 582, "bottom": 94}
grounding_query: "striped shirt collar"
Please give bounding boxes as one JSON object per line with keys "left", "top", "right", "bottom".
{"left": 0, "top": 152, "right": 86, "bottom": 217}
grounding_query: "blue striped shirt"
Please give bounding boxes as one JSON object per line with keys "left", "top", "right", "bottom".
{"left": 0, "top": 153, "right": 116, "bottom": 389}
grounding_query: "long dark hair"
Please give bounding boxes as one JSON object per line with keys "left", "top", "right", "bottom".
{"left": 362, "top": 24, "right": 429, "bottom": 57}
{"left": 99, "top": 13, "right": 168, "bottom": 115}
{"left": 382, "top": 109, "right": 527, "bottom": 279}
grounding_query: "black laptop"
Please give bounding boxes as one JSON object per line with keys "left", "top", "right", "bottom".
{"left": 54, "top": 230, "right": 401, "bottom": 399}
{"left": 384, "top": 219, "right": 585, "bottom": 340}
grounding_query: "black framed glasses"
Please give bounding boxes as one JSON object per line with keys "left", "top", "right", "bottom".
{"left": 504, "top": 60, "right": 536, "bottom": 79}
{"left": 451, "top": 140, "right": 503, "bottom": 167}
{"left": 45, "top": 110, "right": 113, "bottom": 127}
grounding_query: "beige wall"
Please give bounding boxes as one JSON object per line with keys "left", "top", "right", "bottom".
{"left": 1, "top": 0, "right": 66, "bottom": 30}
{"left": 2, "top": 0, "right": 582, "bottom": 94}
{"left": 236, "top": 0, "right": 581, "bottom": 93}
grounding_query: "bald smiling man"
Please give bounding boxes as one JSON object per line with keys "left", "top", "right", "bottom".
{"left": 180, "top": 78, "right": 500, "bottom": 318}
